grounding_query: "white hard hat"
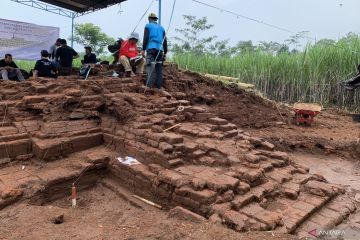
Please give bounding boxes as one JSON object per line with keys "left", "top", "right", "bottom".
{"left": 129, "top": 32, "right": 140, "bottom": 40}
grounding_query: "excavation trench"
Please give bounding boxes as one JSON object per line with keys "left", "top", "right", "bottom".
{"left": 28, "top": 168, "right": 109, "bottom": 206}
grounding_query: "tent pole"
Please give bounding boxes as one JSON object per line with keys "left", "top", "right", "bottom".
{"left": 71, "top": 13, "right": 75, "bottom": 48}
{"left": 158, "top": 0, "right": 162, "bottom": 25}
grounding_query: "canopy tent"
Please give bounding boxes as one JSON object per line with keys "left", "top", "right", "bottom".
{"left": 11, "top": 0, "right": 128, "bottom": 17}
{"left": 10, "top": 0, "right": 128, "bottom": 46}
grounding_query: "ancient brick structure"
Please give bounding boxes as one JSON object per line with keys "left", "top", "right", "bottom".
{"left": 0, "top": 64, "right": 356, "bottom": 237}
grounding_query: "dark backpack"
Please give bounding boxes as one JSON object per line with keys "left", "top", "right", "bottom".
{"left": 108, "top": 39, "right": 123, "bottom": 54}
{"left": 20, "top": 69, "right": 29, "bottom": 79}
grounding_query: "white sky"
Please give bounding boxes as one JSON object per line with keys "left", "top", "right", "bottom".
{"left": 0, "top": 0, "right": 359, "bottom": 51}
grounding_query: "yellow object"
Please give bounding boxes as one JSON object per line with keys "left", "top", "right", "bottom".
{"left": 148, "top": 13, "right": 158, "bottom": 19}
{"left": 293, "top": 103, "right": 322, "bottom": 112}
{"left": 204, "top": 74, "right": 255, "bottom": 90}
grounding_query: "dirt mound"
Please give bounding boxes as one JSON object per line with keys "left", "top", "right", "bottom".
{"left": 166, "top": 70, "right": 286, "bottom": 128}
{"left": 0, "top": 64, "right": 358, "bottom": 239}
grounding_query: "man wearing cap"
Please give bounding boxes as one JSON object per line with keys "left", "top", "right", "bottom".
{"left": 142, "top": 13, "right": 168, "bottom": 89}
{"left": 33, "top": 50, "right": 58, "bottom": 79}
{"left": 119, "top": 32, "right": 145, "bottom": 77}
{"left": 83, "top": 46, "right": 97, "bottom": 65}
{"left": 0, "top": 54, "right": 25, "bottom": 81}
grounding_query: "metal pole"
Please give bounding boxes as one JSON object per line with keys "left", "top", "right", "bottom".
{"left": 71, "top": 13, "right": 75, "bottom": 48}
{"left": 158, "top": 0, "right": 162, "bottom": 25}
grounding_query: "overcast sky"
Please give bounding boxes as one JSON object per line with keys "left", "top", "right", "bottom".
{"left": 0, "top": 0, "right": 359, "bottom": 51}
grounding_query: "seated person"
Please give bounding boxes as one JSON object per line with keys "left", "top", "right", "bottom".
{"left": 55, "top": 39, "right": 79, "bottom": 70}
{"left": 118, "top": 32, "right": 145, "bottom": 77}
{"left": 33, "top": 50, "right": 58, "bottom": 79}
{"left": 82, "top": 46, "right": 97, "bottom": 65}
{"left": 0, "top": 54, "right": 25, "bottom": 81}
{"left": 341, "top": 64, "right": 360, "bottom": 90}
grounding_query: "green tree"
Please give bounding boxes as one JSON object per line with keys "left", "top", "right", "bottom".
{"left": 285, "top": 31, "right": 309, "bottom": 51}
{"left": 172, "top": 15, "right": 223, "bottom": 54}
{"left": 258, "top": 41, "right": 290, "bottom": 55}
{"left": 232, "top": 41, "right": 256, "bottom": 55}
{"left": 70, "top": 23, "right": 115, "bottom": 55}
{"left": 314, "top": 38, "right": 336, "bottom": 47}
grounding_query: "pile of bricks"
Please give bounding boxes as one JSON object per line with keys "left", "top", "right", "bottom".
{"left": 0, "top": 65, "right": 356, "bottom": 236}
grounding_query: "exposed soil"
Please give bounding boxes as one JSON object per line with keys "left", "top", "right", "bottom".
{"left": 0, "top": 186, "right": 297, "bottom": 240}
{"left": 247, "top": 109, "right": 360, "bottom": 159}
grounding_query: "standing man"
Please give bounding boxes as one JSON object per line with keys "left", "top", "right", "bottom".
{"left": 119, "top": 32, "right": 145, "bottom": 77}
{"left": 0, "top": 54, "right": 25, "bottom": 81}
{"left": 49, "top": 38, "right": 61, "bottom": 60}
{"left": 55, "top": 39, "right": 79, "bottom": 75}
{"left": 33, "top": 50, "right": 58, "bottom": 79}
{"left": 142, "top": 13, "right": 168, "bottom": 89}
{"left": 83, "top": 46, "right": 97, "bottom": 65}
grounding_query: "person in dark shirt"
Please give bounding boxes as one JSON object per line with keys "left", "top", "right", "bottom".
{"left": 0, "top": 54, "right": 25, "bottom": 81}
{"left": 55, "top": 39, "right": 79, "bottom": 68}
{"left": 33, "top": 50, "right": 58, "bottom": 79}
{"left": 49, "top": 38, "right": 61, "bottom": 60}
{"left": 83, "top": 46, "right": 97, "bottom": 64}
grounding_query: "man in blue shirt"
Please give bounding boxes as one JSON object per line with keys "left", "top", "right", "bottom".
{"left": 142, "top": 13, "right": 168, "bottom": 89}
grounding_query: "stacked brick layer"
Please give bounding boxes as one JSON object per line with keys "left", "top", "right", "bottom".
{"left": 0, "top": 66, "right": 356, "bottom": 235}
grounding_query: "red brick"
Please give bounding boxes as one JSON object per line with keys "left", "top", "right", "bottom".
{"left": 172, "top": 194, "right": 200, "bottom": 209}
{"left": 162, "top": 132, "right": 184, "bottom": 144}
{"left": 240, "top": 203, "right": 283, "bottom": 230}
{"left": 168, "top": 159, "right": 184, "bottom": 168}
{"left": 266, "top": 169, "right": 292, "bottom": 183}
{"left": 184, "top": 106, "right": 206, "bottom": 113}
{"left": 0, "top": 139, "right": 31, "bottom": 158}
{"left": 175, "top": 186, "right": 217, "bottom": 204}
{"left": 231, "top": 192, "right": 255, "bottom": 210}
{"left": 224, "top": 130, "right": 239, "bottom": 138}
{"left": 209, "top": 117, "right": 228, "bottom": 125}
{"left": 304, "top": 181, "right": 343, "bottom": 197}
{"left": 219, "top": 123, "right": 237, "bottom": 131}
{"left": 194, "top": 113, "right": 215, "bottom": 121}
{"left": 147, "top": 139, "right": 159, "bottom": 148}
{"left": 0, "top": 126, "right": 18, "bottom": 136}
{"left": 282, "top": 182, "right": 300, "bottom": 199}
{"left": 245, "top": 153, "right": 261, "bottom": 163}
{"left": 197, "top": 171, "right": 239, "bottom": 192}
{"left": 235, "top": 181, "right": 251, "bottom": 194}
{"left": 167, "top": 206, "right": 206, "bottom": 223}
{"left": 191, "top": 177, "right": 207, "bottom": 190}
{"left": 223, "top": 210, "right": 257, "bottom": 231}
{"left": 232, "top": 167, "right": 265, "bottom": 184}
{"left": 260, "top": 141, "right": 275, "bottom": 151}
{"left": 157, "top": 169, "right": 188, "bottom": 187}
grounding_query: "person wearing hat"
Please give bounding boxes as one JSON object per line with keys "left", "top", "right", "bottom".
{"left": 83, "top": 46, "right": 97, "bottom": 65}
{"left": 119, "top": 32, "right": 145, "bottom": 77}
{"left": 142, "top": 13, "right": 168, "bottom": 89}
{"left": 33, "top": 50, "right": 58, "bottom": 79}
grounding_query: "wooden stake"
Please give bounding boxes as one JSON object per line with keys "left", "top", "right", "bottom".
{"left": 164, "top": 123, "right": 181, "bottom": 132}
{"left": 71, "top": 184, "right": 77, "bottom": 208}
{"left": 132, "top": 195, "right": 162, "bottom": 209}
